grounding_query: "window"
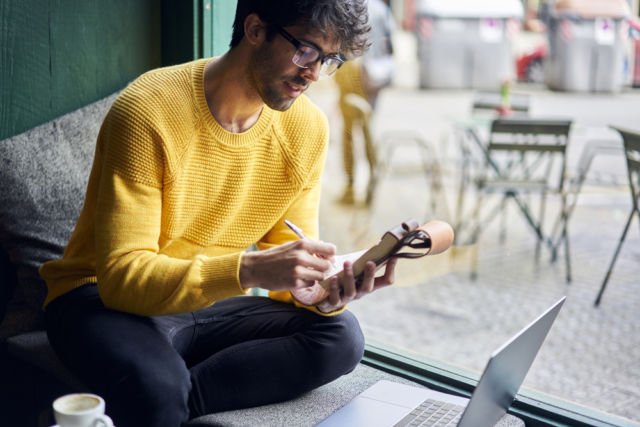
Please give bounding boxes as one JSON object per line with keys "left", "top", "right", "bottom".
{"left": 308, "top": 28, "right": 638, "bottom": 427}
{"left": 207, "top": 5, "right": 640, "bottom": 425}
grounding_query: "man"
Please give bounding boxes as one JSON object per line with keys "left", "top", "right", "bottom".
{"left": 335, "top": 0, "right": 395, "bottom": 205}
{"left": 40, "top": 1, "right": 398, "bottom": 426}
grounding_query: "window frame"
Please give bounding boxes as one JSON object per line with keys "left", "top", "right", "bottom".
{"left": 363, "top": 341, "right": 637, "bottom": 427}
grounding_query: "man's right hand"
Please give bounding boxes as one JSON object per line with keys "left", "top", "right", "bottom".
{"left": 239, "top": 240, "right": 336, "bottom": 292}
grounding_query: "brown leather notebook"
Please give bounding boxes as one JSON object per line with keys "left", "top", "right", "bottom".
{"left": 291, "top": 219, "right": 454, "bottom": 306}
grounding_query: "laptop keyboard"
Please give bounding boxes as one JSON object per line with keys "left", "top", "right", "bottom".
{"left": 393, "top": 398, "right": 464, "bottom": 426}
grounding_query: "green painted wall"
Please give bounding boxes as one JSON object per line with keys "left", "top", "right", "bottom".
{"left": 0, "top": 0, "right": 162, "bottom": 140}
{"left": 0, "top": 0, "right": 238, "bottom": 141}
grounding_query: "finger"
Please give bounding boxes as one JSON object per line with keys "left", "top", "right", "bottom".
{"left": 341, "top": 261, "right": 357, "bottom": 300}
{"left": 299, "top": 239, "right": 336, "bottom": 259}
{"left": 294, "top": 278, "right": 317, "bottom": 290}
{"left": 357, "top": 261, "right": 377, "bottom": 295}
{"left": 287, "top": 242, "right": 332, "bottom": 272}
{"left": 375, "top": 258, "right": 398, "bottom": 288}
{"left": 291, "top": 241, "right": 335, "bottom": 273}
{"left": 317, "top": 277, "right": 343, "bottom": 313}
{"left": 300, "top": 255, "right": 333, "bottom": 273}
{"left": 292, "top": 265, "right": 326, "bottom": 284}
{"left": 327, "top": 276, "right": 342, "bottom": 307}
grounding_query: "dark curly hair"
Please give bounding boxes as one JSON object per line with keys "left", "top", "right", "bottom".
{"left": 230, "top": 0, "right": 371, "bottom": 59}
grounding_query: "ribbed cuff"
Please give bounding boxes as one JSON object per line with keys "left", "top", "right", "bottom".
{"left": 199, "top": 252, "right": 249, "bottom": 301}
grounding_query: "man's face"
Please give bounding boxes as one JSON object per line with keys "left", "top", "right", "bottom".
{"left": 249, "top": 24, "right": 341, "bottom": 111}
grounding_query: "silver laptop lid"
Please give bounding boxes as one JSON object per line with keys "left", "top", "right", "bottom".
{"left": 458, "top": 296, "right": 566, "bottom": 427}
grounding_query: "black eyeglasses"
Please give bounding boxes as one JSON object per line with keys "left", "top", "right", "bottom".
{"left": 276, "top": 27, "right": 344, "bottom": 77}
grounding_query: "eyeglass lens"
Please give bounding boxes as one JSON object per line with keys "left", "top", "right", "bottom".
{"left": 292, "top": 50, "right": 341, "bottom": 76}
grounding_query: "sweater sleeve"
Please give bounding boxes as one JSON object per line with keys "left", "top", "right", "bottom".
{"left": 255, "top": 121, "right": 347, "bottom": 316}
{"left": 94, "top": 99, "right": 247, "bottom": 316}
{"left": 263, "top": 185, "right": 346, "bottom": 317}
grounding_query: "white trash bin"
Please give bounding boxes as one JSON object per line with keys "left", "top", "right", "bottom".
{"left": 544, "top": 0, "right": 631, "bottom": 93}
{"left": 416, "top": 0, "right": 523, "bottom": 89}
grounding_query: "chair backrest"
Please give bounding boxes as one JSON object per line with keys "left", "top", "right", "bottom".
{"left": 611, "top": 126, "right": 640, "bottom": 211}
{"left": 485, "top": 117, "right": 573, "bottom": 191}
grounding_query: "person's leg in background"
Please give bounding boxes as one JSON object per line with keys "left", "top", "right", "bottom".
{"left": 339, "top": 101, "right": 357, "bottom": 204}
{"left": 360, "top": 103, "right": 378, "bottom": 206}
{"left": 335, "top": 60, "right": 368, "bottom": 206}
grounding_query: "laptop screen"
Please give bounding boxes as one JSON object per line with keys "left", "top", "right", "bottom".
{"left": 458, "top": 296, "right": 565, "bottom": 426}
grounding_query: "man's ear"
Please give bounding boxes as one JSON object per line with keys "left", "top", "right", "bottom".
{"left": 244, "top": 13, "right": 266, "bottom": 47}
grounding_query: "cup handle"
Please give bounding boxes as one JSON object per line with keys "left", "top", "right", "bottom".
{"left": 94, "top": 414, "right": 114, "bottom": 427}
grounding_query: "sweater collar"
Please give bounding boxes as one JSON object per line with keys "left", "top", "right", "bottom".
{"left": 192, "top": 58, "right": 275, "bottom": 147}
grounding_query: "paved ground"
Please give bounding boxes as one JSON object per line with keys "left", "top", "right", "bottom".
{"left": 304, "top": 37, "right": 640, "bottom": 423}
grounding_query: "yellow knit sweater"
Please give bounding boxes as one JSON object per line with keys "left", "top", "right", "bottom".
{"left": 40, "top": 58, "right": 331, "bottom": 316}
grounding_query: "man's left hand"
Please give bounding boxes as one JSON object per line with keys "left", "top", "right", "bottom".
{"left": 316, "top": 257, "right": 398, "bottom": 313}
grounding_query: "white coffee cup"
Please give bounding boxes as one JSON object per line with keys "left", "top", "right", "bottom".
{"left": 52, "top": 393, "right": 114, "bottom": 427}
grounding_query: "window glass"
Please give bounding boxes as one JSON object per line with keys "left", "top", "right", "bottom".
{"left": 307, "top": 15, "right": 640, "bottom": 424}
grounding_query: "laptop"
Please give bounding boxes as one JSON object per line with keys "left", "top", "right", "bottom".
{"left": 318, "top": 296, "right": 566, "bottom": 427}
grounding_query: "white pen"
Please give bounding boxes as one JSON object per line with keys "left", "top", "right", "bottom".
{"left": 284, "top": 219, "right": 306, "bottom": 240}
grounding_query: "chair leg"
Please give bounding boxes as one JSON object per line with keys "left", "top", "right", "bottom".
{"left": 427, "top": 162, "right": 442, "bottom": 216}
{"left": 454, "top": 157, "right": 470, "bottom": 233}
{"left": 499, "top": 197, "right": 508, "bottom": 244}
{"left": 511, "top": 193, "right": 545, "bottom": 245}
{"left": 594, "top": 210, "right": 635, "bottom": 306}
{"left": 563, "top": 219, "right": 571, "bottom": 283}
{"left": 549, "top": 227, "right": 560, "bottom": 263}
{"left": 468, "top": 195, "right": 487, "bottom": 281}
{"left": 535, "top": 192, "right": 548, "bottom": 260}
{"left": 468, "top": 195, "right": 504, "bottom": 281}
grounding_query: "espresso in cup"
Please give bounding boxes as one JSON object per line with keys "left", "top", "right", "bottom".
{"left": 53, "top": 393, "right": 113, "bottom": 427}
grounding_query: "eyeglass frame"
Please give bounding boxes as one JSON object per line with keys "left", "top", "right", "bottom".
{"left": 275, "top": 26, "right": 345, "bottom": 76}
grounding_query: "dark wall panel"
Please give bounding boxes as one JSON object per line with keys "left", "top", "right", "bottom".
{"left": 0, "top": 0, "right": 52, "bottom": 139}
{"left": 0, "top": 0, "right": 161, "bottom": 140}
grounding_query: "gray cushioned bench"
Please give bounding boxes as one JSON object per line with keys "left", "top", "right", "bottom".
{"left": 0, "top": 93, "right": 117, "bottom": 426}
{"left": 0, "top": 93, "right": 524, "bottom": 427}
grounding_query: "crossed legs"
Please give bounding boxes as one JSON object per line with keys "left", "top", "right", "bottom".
{"left": 46, "top": 285, "right": 364, "bottom": 427}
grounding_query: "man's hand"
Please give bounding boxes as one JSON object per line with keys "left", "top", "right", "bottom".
{"left": 239, "top": 240, "right": 336, "bottom": 291}
{"left": 316, "top": 257, "right": 397, "bottom": 313}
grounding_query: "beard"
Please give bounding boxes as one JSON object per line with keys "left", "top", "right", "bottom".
{"left": 249, "top": 47, "right": 308, "bottom": 112}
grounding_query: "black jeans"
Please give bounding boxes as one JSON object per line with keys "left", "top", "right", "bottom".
{"left": 45, "top": 284, "right": 364, "bottom": 427}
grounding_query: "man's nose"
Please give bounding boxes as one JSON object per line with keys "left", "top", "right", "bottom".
{"left": 300, "top": 61, "right": 321, "bottom": 82}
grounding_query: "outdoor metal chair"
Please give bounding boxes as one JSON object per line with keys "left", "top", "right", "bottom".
{"left": 374, "top": 129, "right": 441, "bottom": 212}
{"left": 595, "top": 126, "right": 640, "bottom": 306}
{"left": 548, "top": 137, "right": 624, "bottom": 262}
{"left": 453, "top": 91, "right": 531, "bottom": 237}
{"left": 464, "top": 117, "right": 573, "bottom": 281}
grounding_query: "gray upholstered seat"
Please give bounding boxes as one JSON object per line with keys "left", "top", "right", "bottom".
{"left": 0, "top": 92, "right": 119, "bottom": 341}
{"left": 5, "top": 331, "right": 86, "bottom": 391}
{"left": 0, "top": 93, "right": 118, "bottom": 424}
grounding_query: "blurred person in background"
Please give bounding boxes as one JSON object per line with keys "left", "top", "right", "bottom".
{"left": 335, "top": 0, "right": 395, "bottom": 205}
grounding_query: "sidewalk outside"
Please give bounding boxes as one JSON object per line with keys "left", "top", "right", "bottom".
{"left": 306, "top": 30, "right": 640, "bottom": 423}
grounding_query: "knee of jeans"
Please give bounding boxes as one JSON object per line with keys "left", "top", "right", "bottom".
{"left": 319, "top": 310, "right": 365, "bottom": 372}
{"left": 107, "top": 356, "right": 191, "bottom": 426}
